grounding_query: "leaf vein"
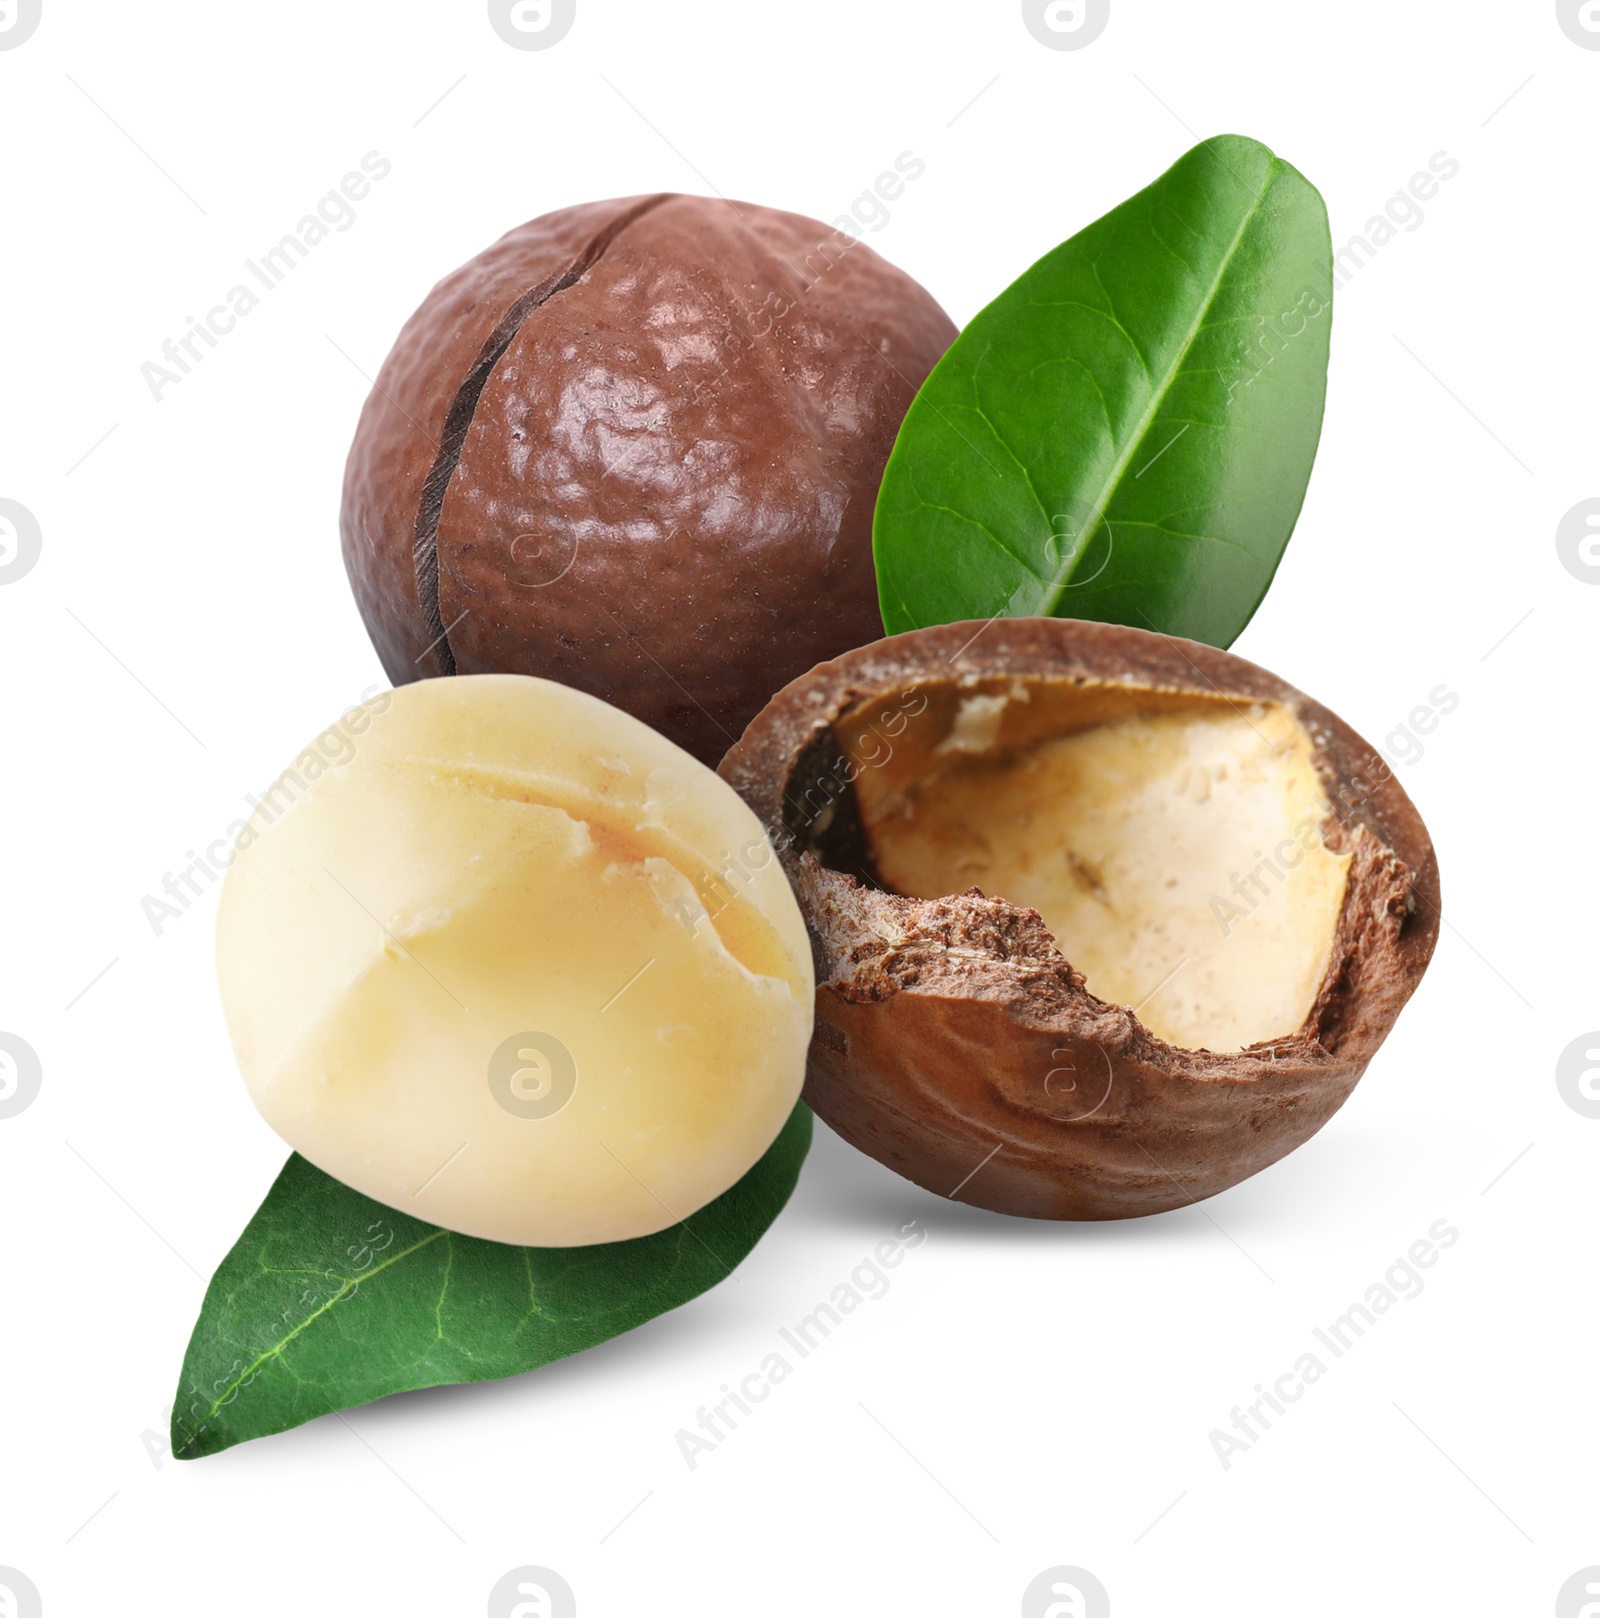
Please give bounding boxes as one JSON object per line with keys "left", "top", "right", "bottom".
{"left": 1040, "top": 161, "right": 1283, "bottom": 613}
{"left": 189, "top": 1230, "right": 449, "bottom": 1431}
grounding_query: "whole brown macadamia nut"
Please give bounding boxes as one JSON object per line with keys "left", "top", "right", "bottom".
{"left": 720, "top": 618, "right": 1441, "bottom": 1221}
{"left": 341, "top": 194, "right": 957, "bottom": 764}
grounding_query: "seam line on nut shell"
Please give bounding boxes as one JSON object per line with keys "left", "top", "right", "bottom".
{"left": 409, "top": 192, "right": 676, "bottom": 675}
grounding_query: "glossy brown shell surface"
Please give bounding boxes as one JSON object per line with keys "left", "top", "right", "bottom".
{"left": 341, "top": 195, "right": 957, "bottom": 764}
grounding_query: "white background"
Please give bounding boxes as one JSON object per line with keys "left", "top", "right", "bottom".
{"left": 1, "top": 2, "right": 1594, "bottom": 1614}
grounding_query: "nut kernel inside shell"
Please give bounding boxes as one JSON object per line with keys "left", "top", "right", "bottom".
{"left": 839, "top": 680, "right": 1351, "bottom": 1053}
{"left": 216, "top": 675, "right": 812, "bottom": 1248}
{"left": 724, "top": 616, "right": 1440, "bottom": 1222}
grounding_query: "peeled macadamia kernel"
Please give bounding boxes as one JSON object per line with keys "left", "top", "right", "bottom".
{"left": 216, "top": 675, "right": 812, "bottom": 1247}
{"left": 851, "top": 690, "right": 1351, "bottom": 1054}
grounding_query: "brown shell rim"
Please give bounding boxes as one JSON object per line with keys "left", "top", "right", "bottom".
{"left": 718, "top": 616, "right": 1442, "bottom": 1078}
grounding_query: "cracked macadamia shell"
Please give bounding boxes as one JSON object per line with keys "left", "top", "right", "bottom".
{"left": 216, "top": 675, "right": 813, "bottom": 1247}
{"left": 341, "top": 193, "right": 956, "bottom": 766}
{"left": 719, "top": 619, "right": 1440, "bottom": 1221}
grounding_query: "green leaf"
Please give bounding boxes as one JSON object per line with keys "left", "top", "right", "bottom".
{"left": 172, "top": 1103, "right": 812, "bottom": 1459}
{"left": 874, "top": 134, "right": 1332, "bottom": 646}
